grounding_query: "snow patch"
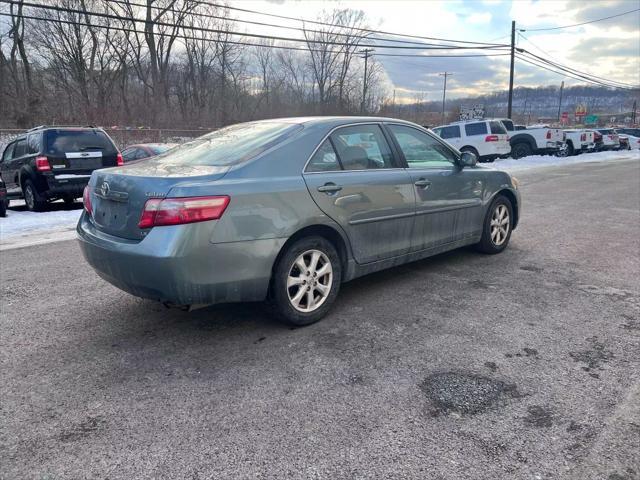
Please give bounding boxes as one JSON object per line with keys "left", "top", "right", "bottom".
{"left": 493, "top": 149, "right": 639, "bottom": 173}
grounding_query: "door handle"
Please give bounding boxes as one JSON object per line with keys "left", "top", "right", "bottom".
{"left": 414, "top": 179, "right": 432, "bottom": 188}
{"left": 317, "top": 183, "right": 342, "bottom": 194}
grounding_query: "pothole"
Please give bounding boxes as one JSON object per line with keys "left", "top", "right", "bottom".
{"left": 420, "top": 372, "right": 521, "bottom": 416}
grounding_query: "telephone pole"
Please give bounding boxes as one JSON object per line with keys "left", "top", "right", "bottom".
{"left": 439, "top": 72, "right": 452, "bottom": 123}
{"left": 360, "top": 48, "right": 374, "bottom": 114}
{"left": 557, "top": 80, "right": 565, "bottom": 122}
{"left": 507, "top": 20, "right": 515, "bottom": 119}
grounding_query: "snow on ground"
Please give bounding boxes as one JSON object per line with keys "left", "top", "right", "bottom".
{"left": 0, "top": 150, "right": 638, "bottom": 249}
{"left": 493, "top": 149, "right": 639, "bottom": 173}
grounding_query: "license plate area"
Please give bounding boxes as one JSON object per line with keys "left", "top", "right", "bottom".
{"left": 95, "top": 199, "right": 129, "bottom": 230}
{"left": 70, "top": 157, "right": 102, "bottom": 169}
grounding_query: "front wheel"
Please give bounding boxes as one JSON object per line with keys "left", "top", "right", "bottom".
{"left": 476, "top": 195, "right": 514, "bottom": 254}
{"left": 269, "top": 236, "right": 342, "bottom": 326}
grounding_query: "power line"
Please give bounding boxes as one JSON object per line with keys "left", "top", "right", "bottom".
{"left": 0, "top": 10, "right": 510, "bottom": 60}
{"left": 1, "top": 1, "right": 507, "bottom": 51}
{"left": 179, "top": 0, "right": 510, "bottom": 47}
{"left": 519, "top": 48, "right": 639, "bottom": 89}
{"left": 521, "top": 7, "right": 640, "bottom": 31}
{"left": 518, "top": 33, "right": 637, "bottom": 88}
{"left": 103, "top": 0, "right": 479, "bottom": 49}
{"left": 372, "top": 52, "right": 509, "bottom": 58}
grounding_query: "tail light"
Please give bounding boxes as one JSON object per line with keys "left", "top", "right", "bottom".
{"left": 35, "top": 156, "right": 51, "bottom": 171}
{"left": 116, "top": 153, "right": 124, "bottom": 166}
{"left": 484, "top": 135, "right": 499, "bottom": 142}
{"left": 83, "top": 185, "right": 92, "bottom": 215}
{"left": 580, "top": 133, "right": 586, "bottom": 142}
{"left": 138, "top": 195, "right": 230, "bottom": 228}
{"left": 546, "top": 130, "right": 552, "bottom": 139}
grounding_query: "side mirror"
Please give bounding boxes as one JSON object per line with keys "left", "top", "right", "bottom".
{"left": 459, "top": 151, "right": 477, "bottom": 167}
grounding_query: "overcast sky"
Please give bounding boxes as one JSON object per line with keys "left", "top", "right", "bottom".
{"left": 237, "top": 0, "right": 640, "bottom": 102}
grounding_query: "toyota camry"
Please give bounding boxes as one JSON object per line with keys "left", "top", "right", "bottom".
{"left": 78, "top": 117, "right": 521, "bottom": 325}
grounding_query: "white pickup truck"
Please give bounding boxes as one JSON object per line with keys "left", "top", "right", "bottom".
{"left": 560, "top": 129, "right": 596, "bottom": 156}
{"left": 493, "top": 119, "right": 566, "bottom": 159}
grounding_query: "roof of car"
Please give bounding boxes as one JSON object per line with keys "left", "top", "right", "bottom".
{"left": 248, "top": 116, "right": 422, "bottom": 128}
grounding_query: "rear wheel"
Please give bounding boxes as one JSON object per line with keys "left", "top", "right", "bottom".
{"left": 476, "top": 195, "right": 513, "bottom": 254}
{"left": 23, "top": 180, "right": 46, "bottom": 212}
{"left": 511, "top": 142, "right": 532, "bottom": 159}
{"left": 269, "top": 236, "right": 342, "bottom": 326}
{"left": 557, "top": 142, "right": 573, "bottom": 157}
{"left": 63, "top": 195, "right": 76, "bottom": 206}
{"left": 0, "top": 199, "right": 7, "bottom": 217}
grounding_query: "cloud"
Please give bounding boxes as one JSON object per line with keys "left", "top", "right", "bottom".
{"left": 466, "top": 12, "right": 492, "bottom": 24}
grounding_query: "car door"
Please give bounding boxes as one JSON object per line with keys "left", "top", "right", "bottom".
{"left": 385, "top": 123, "right": 484, "bottom": 251}
{"left": 303, "top": 123, "right": 415, "bottom": 264}
{"left": 9, "top": 138, "right": 28, "bottom": 192}
{"left": 0, "top": 142, "right": 16, "bottom": 190}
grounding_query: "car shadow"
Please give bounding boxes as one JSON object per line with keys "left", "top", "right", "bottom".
{"left": 8, "top": 199, "right": 83, "bottom": 212}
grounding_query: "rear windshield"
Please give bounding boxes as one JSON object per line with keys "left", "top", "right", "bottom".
{"left": 150, "top": 145, "right": 175, "bottom": 154}
{"left": 149, "top": 122, "right": 302, "bottom": 166}
{"left": 46, "top": 130, "right": 117, "bottom": 155}
{"left": 490, "top": 121, "right": 507, "bottom": 134}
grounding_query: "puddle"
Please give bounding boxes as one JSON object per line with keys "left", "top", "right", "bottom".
{"left": 420, "top": 372, "right": 520, "bottom": 416}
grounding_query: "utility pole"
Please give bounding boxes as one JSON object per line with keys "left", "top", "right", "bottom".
{"left": 557, "top": 80, "right": 564, "bottom": 123}
{"left": 439, "top": 72, "right": 452, "bottom": 123}
{"left": 632, "top": 100, "right": 637, "bottom": 124}
{"left": 360, "top": 48, "right": 374, "bottom": 114}
{"left": 507, "top": 20, "right": 515, "bottom": 119}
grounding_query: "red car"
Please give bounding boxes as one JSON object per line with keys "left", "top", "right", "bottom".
{"left": 121, "top": 143, "right": 178, "bottom": 163}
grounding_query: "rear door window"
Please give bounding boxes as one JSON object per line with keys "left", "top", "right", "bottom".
{"left": 439, "top": 125, "right": 461, "bottom": 139}
{"left": 490, "top": 121, "right": 507, "bottom": 134}
{"left": 330, "top": 124, "right": 395, "bottom": 170}
{"left": 465, "top": 122, "right": 488, "bottom": 136}
{"left": 13, "top": 139, "right": 27, "bottom": 158}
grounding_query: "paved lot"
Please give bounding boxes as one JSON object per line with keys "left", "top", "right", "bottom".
{"left": 1, "top": 160, "right": 639, "bottom": 479}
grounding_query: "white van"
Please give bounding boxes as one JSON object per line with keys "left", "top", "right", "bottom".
{"left": 432, "top": 120, "right": 511, "bottom": 162}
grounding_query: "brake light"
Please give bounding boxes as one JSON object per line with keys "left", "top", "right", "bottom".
{"left": 546, "top": 131, "right": 552, "bottom": 139}
{"left": 580, "top": 133, "right": 586, "bottom": 142}
{"left": 35, "top": 156, "right": 51, "bottom": 171}
{"left": 83, "top": 185, "right": 92, "bottom": 215}
{"left": 484, "top": 135, "right": 499, "bottom": 142}
{"left": 116, "top": 153, "right": 124, "bottom": 166}
{"left": 138, "top": 196, "right": 230, "bottom": 228}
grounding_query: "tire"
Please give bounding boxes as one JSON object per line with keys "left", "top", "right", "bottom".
{"left": 460, "top": 146, "right": 481, "bottom": 162}
{"left": 23, "top": 180, "right": 46, "bottom": 212}
{"left": 557, "top": 142, "right": 573, "bottom": 157}
{"left": 63, "top": 195, "right": 76, "bottom": 205}
{"left": 476, "top": 194, "right": 514, "bottom": 254}
{"left": 269, "top": 236, "right": 342, "bottom": 326}
{"left": 511, "top": 142, "right": 532, "bottom": 159}
{"left": 0, "top": 200, "right": 6, "bottom": 218}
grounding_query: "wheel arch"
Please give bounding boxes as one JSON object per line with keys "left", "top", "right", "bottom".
{"left": 494, "top": 188, "right": 519, "bottom": 229}
{"left": 271, "top": 223, "right": 352, "bottom": 278}
{"left": 509, "top": 133, "right": 536, "bottom": 149}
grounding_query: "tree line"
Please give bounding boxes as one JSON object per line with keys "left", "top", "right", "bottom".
{"left": 0, "top": 0, "right": 389, "bottom": 129}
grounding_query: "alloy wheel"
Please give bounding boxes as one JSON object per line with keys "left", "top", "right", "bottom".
{"left": 287, "top": 249, "right": 333, "bottom": 313}
{"left": 24, "top": 185, "right": 35, "bottom": 210}
{"left": 490, "top": 204, "right": 510, "bottom": 246}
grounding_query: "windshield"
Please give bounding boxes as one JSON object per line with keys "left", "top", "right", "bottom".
{"left": 150, "top": 122, "right": 302, "bottom": 167}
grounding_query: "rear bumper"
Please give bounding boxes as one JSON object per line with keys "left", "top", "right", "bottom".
{"left": 77, "top": 212, "right": 286, "bottom": 305}
{"left": 43, "top": 174, "right": 90, "bottom": 198}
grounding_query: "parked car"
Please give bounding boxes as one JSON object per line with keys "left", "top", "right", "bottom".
{"left": 493, "top": 119, "right": 565, "bottom": 159}
{"left": 121, "top": 143, "right": 178, "bottom": 162}
{"left": 0, "top": 126, "right": 122, "bottom": 211}
{"left": 0, "top": 176, "right": 8, "bottom": 217}
{"left": 588, "top": 130, "right": 604, "bottom": 151}
{"left": 615, "top": 128, "right": 640, "bottom": 149}
{"left": 431, "top": 119, "right": 510, "bottom": 162}
{"left": 78, "top": 117, "right": 521, "bottom": 326}
{"left": 596, "top": 129, "right": 620, "bottom": 151}
{"left": 618, "top": 135, "right": 630, "bottom": 150}
{"left": 560, "top": 129, "right": 596, "bottom": 156}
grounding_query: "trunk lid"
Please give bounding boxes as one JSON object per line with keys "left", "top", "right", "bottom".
{"left": 89, "top": 163, "right": 229, "bottom": 240}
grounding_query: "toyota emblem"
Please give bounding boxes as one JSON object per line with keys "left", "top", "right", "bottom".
{"left": 100, "top": 182, "right": 110, "bottom": 197}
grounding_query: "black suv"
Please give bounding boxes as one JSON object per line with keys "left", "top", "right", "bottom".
{"left": 0, "top": 126, "right": 122, "bottom": 211}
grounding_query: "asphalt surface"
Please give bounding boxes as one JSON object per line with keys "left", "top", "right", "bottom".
{"left": 1, "top": 159, "right": 639, "bottom": 480}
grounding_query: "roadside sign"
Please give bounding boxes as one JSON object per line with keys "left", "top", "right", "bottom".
{"left": 561, "top": 112, "right": 569, "bottom": 123}
{"left": 584, "top": 114, "right": 598, "bottom": 124}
